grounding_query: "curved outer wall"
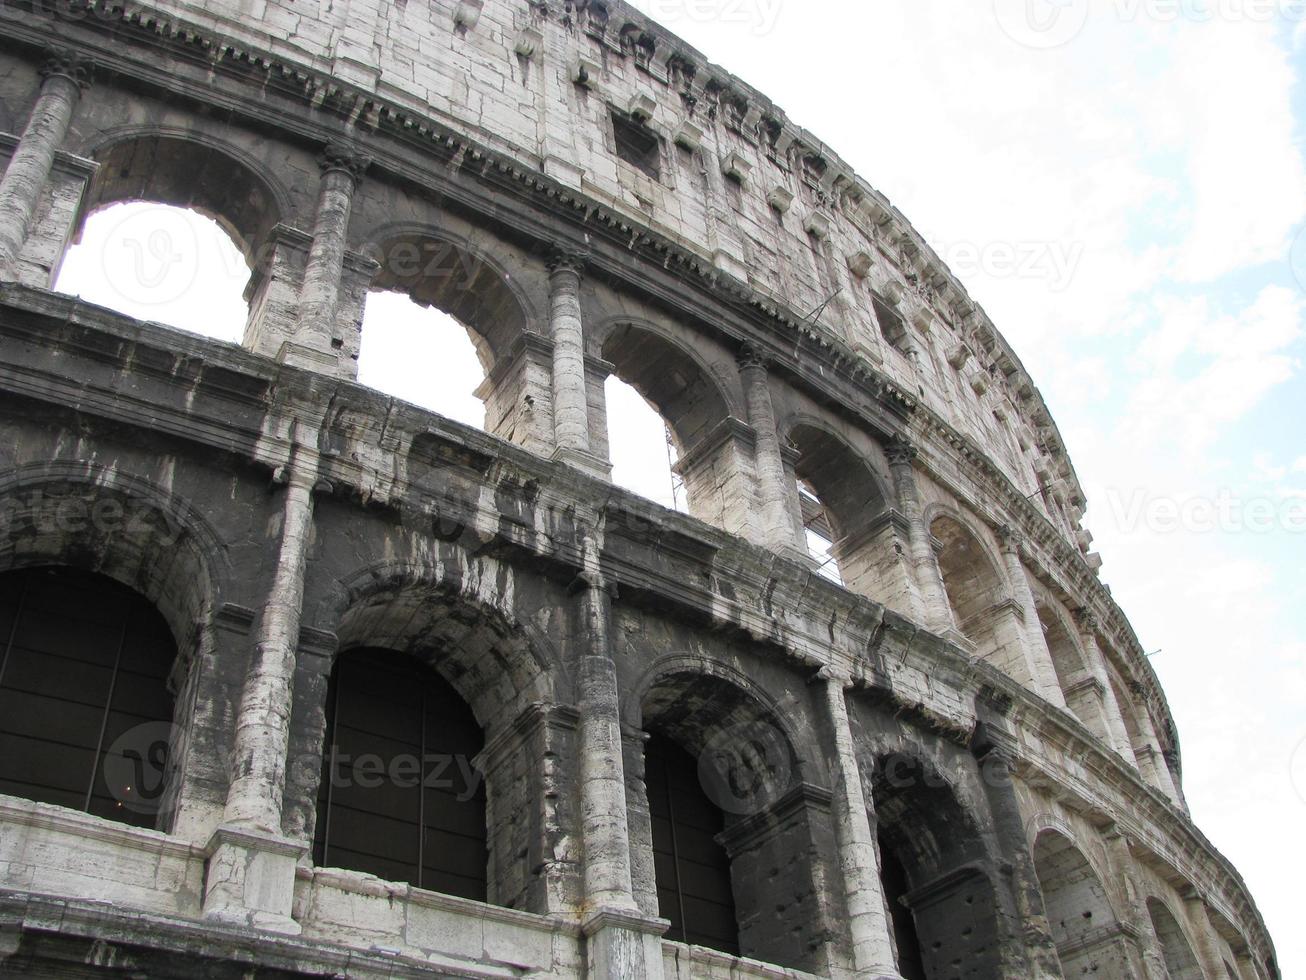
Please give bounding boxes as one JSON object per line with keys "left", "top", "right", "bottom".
{"left": 0, "top": 0, "right": 1277, "bottom": 978}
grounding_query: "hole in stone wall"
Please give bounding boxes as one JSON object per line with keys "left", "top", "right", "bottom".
{"left": 612, "top": 109, "right": 661, "bottom": 179}
{"left": 357, "top": 291, "right": 486, "bottom": 430}
{"left": 605, "top": 375, "right": 687, "bottom": 513}
{"left": 54, "top": 203, "right": 248, "bottom": 343}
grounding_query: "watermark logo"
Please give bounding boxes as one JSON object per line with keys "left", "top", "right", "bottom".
{"left": 0, "top": 490, "right": 185, "bottom": 545}
{"left": 994, "top": 0, "right": 1091, "bottom": 49}
{"left": 697, "top": 715, "right": 795, "bottom": 816}
{"left": 1103, "top": 487, "right": 1306, "bottom": 535}
{"left": 325, "top": 748, "right": 484, "bottom": 800}
{"left": 103, "top": 722, "right": 173, "bottom": 815}
{"left": 99, "top": 205, "right": 202, "bottom": 308}
{"left": 937, "top": 239, "right": 1085, "bottom": 292}
{"left": 634, "top": 0, "right": 784, "bottom": 36}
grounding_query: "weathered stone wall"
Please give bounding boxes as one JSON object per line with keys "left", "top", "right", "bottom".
{"left": 0, "top": 0, "right": 1280, "bottom": 976}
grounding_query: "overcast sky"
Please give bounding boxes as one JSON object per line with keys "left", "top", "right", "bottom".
{"left": 53, "top": 1, "right": 1306, "bottom": 972}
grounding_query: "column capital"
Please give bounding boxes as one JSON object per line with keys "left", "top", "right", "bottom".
{"left": 885, "top": 433, "right": 918, "bottom": 466}
{"left": 815, "top": 664, "right": 853, "bottom": 689}
{"left": 547, "top": 247, "right": 588, "bottom": 277}
{"left": 1072, "top": 606, "right": 1100, "bottom": 634}
{"left": 736, "top": 341, "right": 771, "bottom": 372}
{"left": 997, "top": 523, "right": 1023, "bottom": 556}
{"left": 318, "top": 142, "right": 371, "bottom": 183}
{"left": 40, "top": 48, "right": 92, "bottom": 90}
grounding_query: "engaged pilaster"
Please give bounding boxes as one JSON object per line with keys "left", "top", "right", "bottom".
{"left": 885, "top": 437, "right": 953, "bottom": 633}
{"left": 573, "top": 532, "right": 667, "bottom": 977}
{"left": 970, "top": 717, "right": 1063, "bottom": 980}
{"left": 548, "top": 250, "right": 609, "bottom": 478}
{"left": 814, "top": 667, "right": 902, "bottom": 978}
{"left": 0, "top": 50, "right": 90, "bottom": 278}
{"left": 1072, "top": 608, "right": 1138, "bottom": 760}
{"left": 738, "top": 343, "right": 806, "bottom": 555}
{"left": 1103, "top": 827, "right": 1170, "bottom": 980}
{"left": 284, "top": 143, "right": 370, "bottom": 376}
{"left": 204, "top": 429, "right": 322, "bottom": 934}
{"left": 998, "top": 526, "right": 1067, "bottom": 707}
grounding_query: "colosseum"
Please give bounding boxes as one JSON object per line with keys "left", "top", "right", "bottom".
{"left": 0, "top": 0, "right": 1280, "bottom": 977}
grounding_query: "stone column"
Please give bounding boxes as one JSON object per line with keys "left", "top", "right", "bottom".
{"left": 1073, "top": 609, "right": 1137, "bottom": 760}
{"left": 573, "top": 532, "right": 667, "bottom": 977}
{"left": 0, "top": 51, "right": 89, "bottom": 278}
{"left": 1103, "top": 827, "right": 1169, "bottom": 980}
{"left": 885, "top": 437, "right": 953, "bottom": 633}
{"left": 997, "top": 527, "right": 1066, "bottom": 707}
{"left": 549, "top": 250, "right": 590, "bottom": 454}
{"left": 203, "top": 429, "right": 321, "bottom": 934}
{"left": 970, "top": 713, "right": 1062, "bottom": 980}
{"left": 814, "top": 667, "right": 901, "bottom": 978}
{"left": 288, "top": 144, "right": 369, "bottom": 375}
{"left": 738, "top": 343, "right": 805, "bottom": 555}
{"left": 1130, "top": 695, "right": 1181, "bottom": 804}
{"left": 1182, "top": 889, "right": 1232, "bottom": 979}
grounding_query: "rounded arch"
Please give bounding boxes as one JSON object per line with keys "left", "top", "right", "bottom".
{"left": 927, "top": 509, "right": 1009, "bottom": 638}
{"left": 630, "top": 655, "right": 803, "bottom": 818}
{"left": 598, "top": 318, "right": 736, "bottom": 454}
{"left": 1032, "top": 829, "right": 1129, "bottom": 978}
{"left": 1148, "top": 896, "right": 1204, "bottom": 980}
{"left": 631, "top": 656, "right": 827, "bottom": 973}
{"left": 321, "top": 559, "right": 560, "bottom": 732}
{"left": 1034, "top": 596, "right": 1089, "bottom": 687}
{"left": 357, "top": 223, "right": 538, "bottom": 374}
{"left": 0, "top": 462, "right": 228, "bottom": 655}
{"left": 782, "top": 416, "right": 893, "bottom": 590}
{"left": 869, "top": 749, "right": 1003, "bottom": 980}
{"left": 76, "top": 128, "right": 289, "bottom": 267}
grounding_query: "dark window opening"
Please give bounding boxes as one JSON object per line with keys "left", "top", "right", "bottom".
{"left": 0, "top": 567, "right": 176, "bottom": 829}
{"left": 873, "top": 293, "right": 910, "bottom": 351}
{"left": 646, "top": 733, "right": 739, "bottom": 955}
{"left": 612, "top": 110, "right": 661, "bottom": 179}
{"left": 879, "top": 835, "right": 927, "bottom": 980}
{"left": 314, "top": 647, "right": 488, "bottom": 901}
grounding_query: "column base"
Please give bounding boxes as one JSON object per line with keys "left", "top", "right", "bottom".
{"left": 582, "top": 905, "right": 669, "bottom": 980}
{"left": 553, "top": 445, "right": 613, "bottom": 481}
{"left": 201, "top": 825, "right": 307, "bottom": 935}
{"left": 276, "top": 340, "right": 343, "bottom": 376}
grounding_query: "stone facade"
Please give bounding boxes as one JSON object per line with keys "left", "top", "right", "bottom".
{"left": 0, "top": 0, "right": 1278, "bottom": 977}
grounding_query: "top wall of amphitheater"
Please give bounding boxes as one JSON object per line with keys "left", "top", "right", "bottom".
{"left": 0, "top": 0, "right": 1181, "bottom": 781}
{"left": 92, "top": 0, "right": 1086, "bottom": 533}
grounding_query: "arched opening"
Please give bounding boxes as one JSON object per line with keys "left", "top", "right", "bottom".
{"left": 1148, "top": 898, "right": 1203, "bottom": 980}
{"left": 872, "top": 755, "right": 1003, "bottom": 979}
{"left": 302, "top": 567, "right": 558, "bottom": 911}
{"left": 1032, "top": 830, "right": 1131, "bottom": 977}
{"left": 601, "top": 323, "right": 733, "bottom": 523}
{"left": 878, "top": 837, "right": 927, "bottom": 980}
{"left": 54, "top": 135, "right": 280, "bottom": 343}
{"left": 357, "top": 292, "right": 486, "bottom": 429}
{"left": 930, "top": 514, "right": 1044, "bottom": 690}
{"left": 1036, "top": 603, "right": 1103, "bottom": 735}
{"left": 55, "top": 203, "right": 249, "bottom": 342}
{"left": 788, "top": 424, "right": 893, "bottom": 594}
{"left": 605, "top": 374, "right": 685, "bottom": 512}
{"left": 313, "top": 647, "right": 487, "bottom": 901}
{"left": 931, "top": 516, "right": 1007, "bottom": 642}
{"left": 637, "top": 669, "right": 819, "bottom": 972}
{"left": 0, "top": 566, "right": 177, "bottom": 829}
{"left": 644, "top": 732, "right": 738, "bottom": 953}
{"left": 360, "top": 232, "right": 532, "bottom": 446}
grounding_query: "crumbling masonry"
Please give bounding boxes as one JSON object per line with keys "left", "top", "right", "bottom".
{"left": 0, "top": 0, "right": 1279, "bottom": 977}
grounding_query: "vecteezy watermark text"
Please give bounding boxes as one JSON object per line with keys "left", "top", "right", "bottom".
{"left": 634, "top": 0, "right": 783, "bottom": 36}
{"left": 995, "top": 0, "right": 1306, "bottom": 49}
{"left": 1103, "top": 487, "right": 1306, "bottom": 535}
